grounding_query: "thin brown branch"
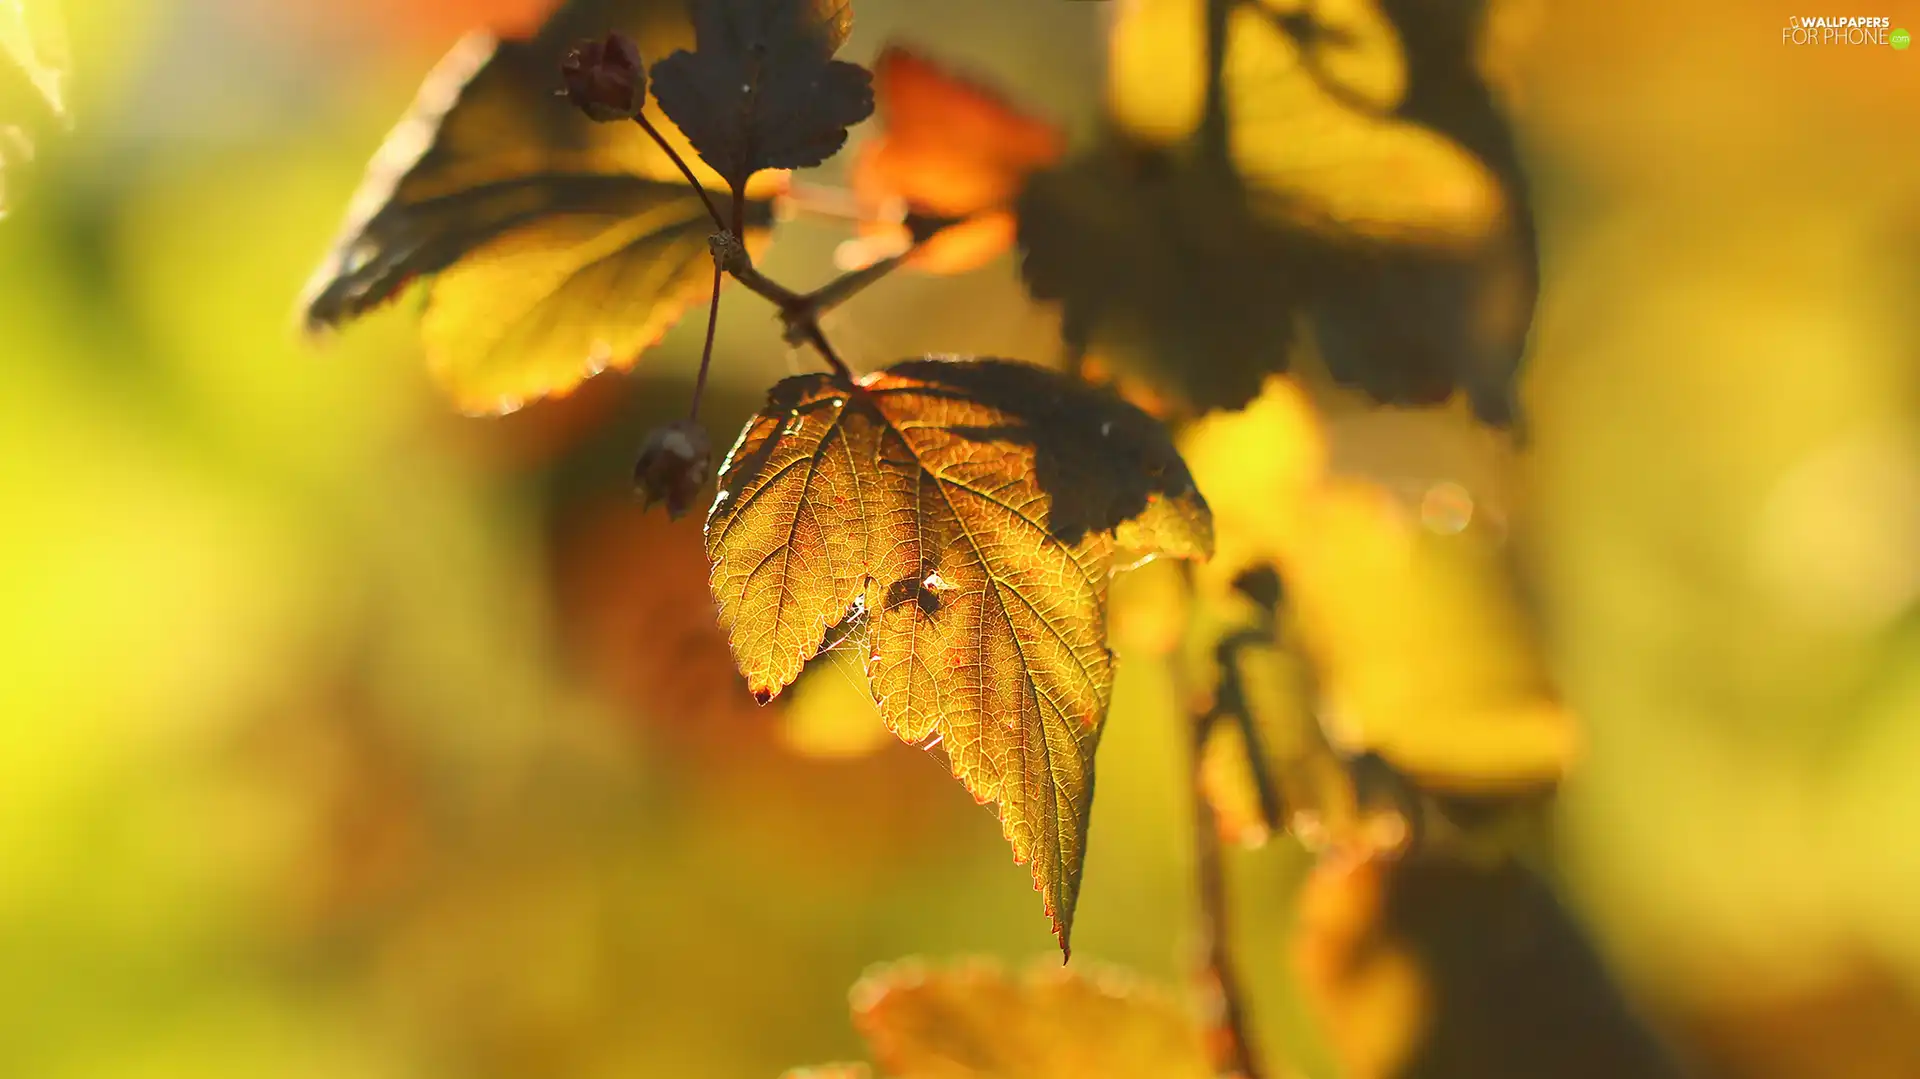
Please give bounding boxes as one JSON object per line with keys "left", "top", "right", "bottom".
{"left": 795, "top": 319, "right": 853, "bottom": 381}
{"left": 729, "top": 178, "right": 749, "bottom": 246}
{"left": 1176, "top": 561, "right": 1266, "bottom": 1079}
{"left": 1192, "top": 703, "right": 1266, "bottom": 1079}
{"left": 1199, "top": 0, "right": 1233, "bottom": 164}
{"left": 680, "top": 176, "right": 981, "bottom": 384}
{"left": 632, "top": 113, "right": 727, "bottom": 231}
{"left": 689, "top": 260, "right": 724, "bottom": 419}
{"left": 801, "top": 253, "right": 905, "bottom": 317}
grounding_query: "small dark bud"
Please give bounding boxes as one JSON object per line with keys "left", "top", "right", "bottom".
{"left": 633, "top": 418, "right": 713, "bottom": 520}
{"left": 560, "top": 33, "right": 647, "bottom": 122}
{"left": 708, "top": 231, "right": 751, "bottom": 275}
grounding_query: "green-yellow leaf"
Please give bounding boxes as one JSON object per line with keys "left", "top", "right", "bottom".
{"left": 300, "top": 0, "right": 775, "bottom": 416}
{"left": 705, "top": 358, "right": 1212, "bottom": 953}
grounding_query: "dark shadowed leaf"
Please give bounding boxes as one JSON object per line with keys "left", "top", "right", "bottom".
{"left": 650, "top": 0, "right": 873, "bottom": 189}
{"left": 1017, "top": 143, "right": 1310, "bottom": 421}
{"left": 844, "top": 958, "right": 1214, "bottom": 1079}
{"left": 300, "top": 0, "right": 778, "bottom": 416}
{"left": 1017, "top": 0, "right": 1535, "bottom": 426}
{"left": 1296, "top": 853, "right": 1685, "bottom": 1079}
{"left": 704, "top": 357, "right": 1212, "bottom": 952}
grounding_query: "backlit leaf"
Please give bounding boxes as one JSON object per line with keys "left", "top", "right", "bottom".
{"left": 650, "top": 0, "right": 873, "bottom": 189}
{"left": 705, "top": 357, "right": 1212, "bottom": 952}
{"left": 1019, "top": 0, "right": 1535, "bottom": 425}
{"left": 846, "top": 958, "right": 1214, "bottom": 1079}
{"left": 300, "top": 0, "right": 778, "bottom": 416}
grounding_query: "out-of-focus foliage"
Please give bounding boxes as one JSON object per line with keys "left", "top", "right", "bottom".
{"left": 0, "top": 0, "right": 70, "bottom": 217}
{"left": 1020, "top": 0, "right": 1535, "bottom": 425}
{"left": 1176, "top": 376, "right": 1571, "bottom": 847}
{"left": 6, "top": 0, "right": 1920, "bottom": 1077}
{"left": 1294, "top": 851, "right": 1685, "bottom": 1079}
{"left": 848, "top": 46, "right": 1066, "bottom": 274}
{"left": 795, "top": 958, "right": 1215, "bottom": 1079}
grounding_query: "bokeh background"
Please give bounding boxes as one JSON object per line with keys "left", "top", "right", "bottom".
{"left": 4, "top": 0, "right": 1919, "bottom": 1076}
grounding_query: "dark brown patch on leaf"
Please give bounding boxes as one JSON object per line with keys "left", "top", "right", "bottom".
{"left": 884, "top": 576, "right": 942, "bottom": 616}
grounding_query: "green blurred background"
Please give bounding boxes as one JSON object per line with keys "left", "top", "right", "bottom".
{"left": 3, "top": 1, "right": 1919, "bottom": 1076}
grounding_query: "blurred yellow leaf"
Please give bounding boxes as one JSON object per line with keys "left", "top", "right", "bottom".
{"left": 845, "top": 958, "right": 1214, "bottom": 1079}
{"left": 1107, "top": 0, "right": 1507, "bottom": 249}
{"left": 1281, "top": 478, "right": 1576, "bottom": 792}
{"left": 1178, "top": 376, "right": 1328, "bottom": 593}
{"left": 1085, "top": 0, "right": 1536, "bottom": 425}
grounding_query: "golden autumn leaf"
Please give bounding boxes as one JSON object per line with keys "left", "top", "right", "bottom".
{"left": 705, "top": 357, "right": 1213, "bottom": 953}
{"left": 844, "top": 958, "right": 1214, "bottom": 1079}
{"left": 300, "top": 0, "right": 782, "bottom": 416}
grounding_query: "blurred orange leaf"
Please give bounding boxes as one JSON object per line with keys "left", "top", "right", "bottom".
{"left": 706, "top": 357, "right": 1212, "bottom": 952}
{"left": 851, "top": 46, "right": 1065, "bottom": 274}
{"left": 843, "top": 958, "right": 1214, "bottom": 1079}
{"left": 554, "top": 502, "right": 778, "bottom": 745}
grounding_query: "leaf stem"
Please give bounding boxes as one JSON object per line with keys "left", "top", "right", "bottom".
{"left": 633, "top": 113, "right": 727, "bottom": 231}
{"left": 729, "top": 178, "right": 749, "bottom": 247}
{"left": 689, "top": 260, "right": 723, "bottom": 419}
{"left": 796, "top": 319, "right": 854, "bottom": 382}
{"left": 1176, "top": 560, "right": 1267, "bottom": 1079}
{"left": 802, "top": 253, "right": 904, "bottom": 317}
{"left": 1191, "top": 700, "right": 1265, "bottom": 1079}
{"left": 1199, "top": 0, "right": 1232, "bottom": 165}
